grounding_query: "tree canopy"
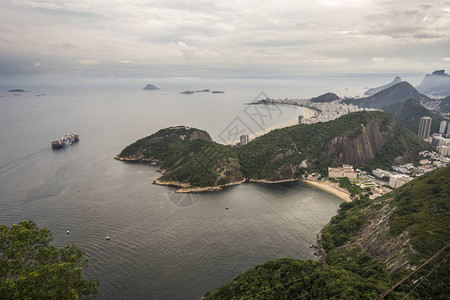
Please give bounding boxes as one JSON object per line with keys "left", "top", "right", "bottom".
{"left": 0, "top": 221, "right": 98, "bottom": 299}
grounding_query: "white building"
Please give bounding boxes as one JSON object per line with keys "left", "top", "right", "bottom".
{"left": 389, "top": 174, "right": 412, "bottom": 188}
{"left": 240, "top": 134, "right": 249, "bottom": 145}
{"left": 437, "top": 145, "right": 449, "bottom": 156}
{"left": 328, "top": 164, "right": 357, "bottom": 179}
{"left": 418, "top": 116, "right": 432, "bottom": 139}
{"left": 373, "top": 169, "right": 391, "bottom": 178}
{"left": 439, "top": 121, "right": 448, "bottom": 134}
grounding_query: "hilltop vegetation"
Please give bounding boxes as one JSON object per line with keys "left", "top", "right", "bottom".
{"left": 239, "top": 111, "right": 429, "bottom": 178}
{"left": 382, "top": 98, "right": 445, "bottom": 134}
{"left": 205, "top": 166, "right": 450, "bottom": 299}
{"left": 117, "top": 126, "right": 244, "bottom": 189}
{"left": 116, "top": 111, "right": 429, "bottom": 189}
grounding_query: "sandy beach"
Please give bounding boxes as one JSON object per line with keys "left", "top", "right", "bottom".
{"left": 302, "top": 179, "right": 352, "bottom": 202}
{"left": 249, "top": 106, "right": 316, "bottom": 140}
{"left": 228, "top": 106, "right": 317, "bottom": 145}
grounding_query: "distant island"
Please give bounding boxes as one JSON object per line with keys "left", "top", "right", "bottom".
{"left": 8, "top": 89, "right": 27, "bottom": 92}
{"left": 143, "top": 84, "right": 160, "bottom": 90}
{"left": 180, "top": 89, "right": 225, "bottom": 94}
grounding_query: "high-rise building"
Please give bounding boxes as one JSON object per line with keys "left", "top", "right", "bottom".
{"left": 240, "top": 134, "right": 249, "bottom": 145}
{"left": 418, "top": 117, "right": 432, "bottom": 138}
{"left": 439, "top": 121, "right": 447, "bottom": 134}
{"left": 447, "top": 123, "right": 450, "bottom": 137}
{"left": 298, "top": 115, "right": 304, "bottom": 124}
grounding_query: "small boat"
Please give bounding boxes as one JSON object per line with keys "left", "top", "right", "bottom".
{"left": 309, "top": 243, "right": 313, "bottom": 248}
{"left": 106, "top": 236, "right": 111, "bottom": 240}
{"left": 67, "top": 230, "right": 70, "bottom": 234}
{"left": 225, "top": 207, "right": 229, "bottom": 210}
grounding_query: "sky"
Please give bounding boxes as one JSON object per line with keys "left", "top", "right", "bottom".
{"left": 0, "top": 0, "right": 449, "bottom": 82}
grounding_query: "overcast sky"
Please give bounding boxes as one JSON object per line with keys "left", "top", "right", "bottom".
{"left": 1, "top": 0, "right": 449, "bottom": 80}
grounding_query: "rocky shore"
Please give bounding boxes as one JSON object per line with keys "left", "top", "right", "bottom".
{"left": 154, "top": 178, "right": 246, "bottom": 193}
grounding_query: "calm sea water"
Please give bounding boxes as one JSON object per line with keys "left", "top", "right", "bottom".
{"left": 0, "top": 85, "right": 343, "bottom": 299}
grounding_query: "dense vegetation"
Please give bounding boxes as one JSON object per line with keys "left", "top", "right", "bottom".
{"left": 239, "top": 111, "right": 428, "bottom": 178}
{"left": 438, "top": 96, "right": 450, "bottom": 114}
{"left": 389, "top": 166, "right": 450, "bottom": 258}
{"left": 118, "top": 127, "right": 243, "bottom": 188}
{"left": 321, "top": 166, "right": 450, "bottom": 298}
{"left": 158, "top": 138, "right": 243, "bottom": 187}
{"left": 382, "top": 98, "right": 445, "bottom": 134}
{"left": 0, "top": 221, "right": 98, "bottom": 299}
{"left": 204, "top": 248, "right": 410, "bottom": 299}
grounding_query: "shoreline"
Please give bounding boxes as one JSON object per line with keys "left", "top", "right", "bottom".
{"left": 302, "top": 179, "right": 352, "bottom": 202}
{"left": 155, "top": 176, "right": 352, "bottom": 203}
{"left": 228, "top": 105, "right": 317, "bottom": 145}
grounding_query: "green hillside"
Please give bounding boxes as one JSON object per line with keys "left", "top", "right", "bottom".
{"left": 239, "top": 111, "right": 429, "bottom": 178}
{"left": 117, "top": 111, "right": 430, "bottom": 189}
{"left": 382, "top": 98, "right": 445, "bottom": 134}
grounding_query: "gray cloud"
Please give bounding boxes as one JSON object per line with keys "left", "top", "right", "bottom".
{"left": 0, "top": 0, "right": 449, "bottom": 80}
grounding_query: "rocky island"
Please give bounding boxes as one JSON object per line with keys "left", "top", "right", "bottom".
{"left": 115, "top": 111, "right": 429, "bottom": 192}
{"left": 143, "top": 84, "right": 160, "bottom": 90}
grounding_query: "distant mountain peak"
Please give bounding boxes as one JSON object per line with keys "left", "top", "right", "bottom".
{"left": 310, "top": 92, "right": 339, "bottom": 103}
{"left": 417, "top": 70, "right": 450, "bottom": 97}
{"left": 364, "top": 76, "right": 402, "bottom": 96}
{"left": 360, "top": 81, "right": 426, "bottom": 109}
{"left": 430, "top": 70, "right": 448, "bottom": 76}
{"left": 143, "top": 84, "right": 160, "bottom": 90}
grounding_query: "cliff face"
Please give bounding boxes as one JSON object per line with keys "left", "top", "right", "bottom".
{"left": 327, "top": 118, "right": 395, "bottom": 166}
{"left": 321, "top": 166, "right": 450, "bottom": 275}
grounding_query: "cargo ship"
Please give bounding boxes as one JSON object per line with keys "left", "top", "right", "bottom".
{"left": 51, "top": 133, "right": 79, "bottom": 149}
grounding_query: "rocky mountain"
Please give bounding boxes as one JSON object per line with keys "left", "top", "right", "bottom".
{"left": 310, "top": 92, "right": 339, "bottom": 103}
{"left": 239, "top": 111, "right": 429, "bottom": 179}
{"left": 364, "top": 76, "right": 402, "bottom": 96}
{"left": 416, "top": 70, "right": 450, "bottom": 97}
{"left": 116, "top": 111, "right": 430, "bottom": 190}
{"left": 382, "top": 98, "right": 445, "bottom": 134}
{"left": 206, "top": 166, "right": 450, "bottom": 299}
{"left": 143, "top": 84, "right": 159, "bottom": 90}
{"left": 358, "top": 82, "right": 430, "bottom": 109}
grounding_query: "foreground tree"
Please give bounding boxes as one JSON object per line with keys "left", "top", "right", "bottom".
{"left": 0, "top": 221, "right": 98, "bottom": 299}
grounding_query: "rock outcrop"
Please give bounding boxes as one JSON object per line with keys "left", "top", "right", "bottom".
{"left": 310, "top": 92, "right": 339, "bottom": 103}
{"left": 364, "top": 76, "right": 402, "bottom": 96}
{"left": 143, "top": 84, "right": 159, "bottom": 90}
{"left": 416, "top": 70, "right": 450, "bottom": 97}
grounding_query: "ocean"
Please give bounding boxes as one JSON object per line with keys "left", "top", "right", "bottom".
{"left": 0, "top": 82, "right": 350, "bottom": 299}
